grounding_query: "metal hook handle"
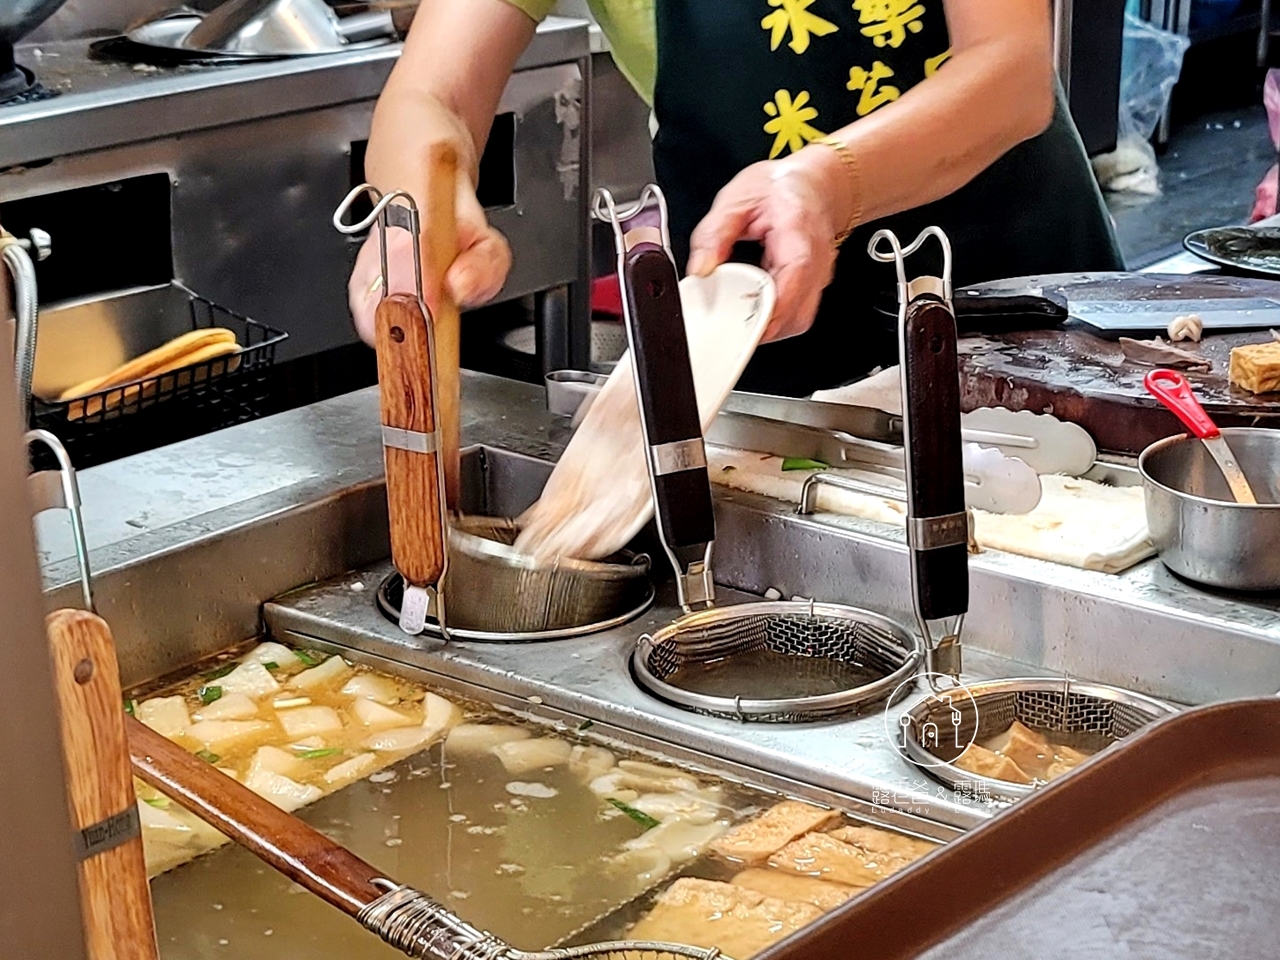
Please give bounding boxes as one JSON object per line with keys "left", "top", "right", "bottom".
{"left": 25, "top": 430, "right": 93, "bottom": 613}
{"left": 867, "top": 226, "right": 953, "bottom": 305}
{"left": 332, "top": 183, "right": 425, "bottom": 306}
{"left": 593, "top": 185, "right": 673, "bottom": 259}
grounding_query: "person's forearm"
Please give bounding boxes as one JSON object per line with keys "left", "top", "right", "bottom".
{"left": 814, "top": 9, "right": 1054, "bottom": 228}
{"left": 382, "top": 0, "right": 536, "bottom": 174}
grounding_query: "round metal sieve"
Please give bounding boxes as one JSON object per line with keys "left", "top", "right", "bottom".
{"left": 901, "top": 677, "right": 1177, "bottom": 801}
{"left": 632, "top": 600, "right": 924, "bottom": 722}
{"left": 377, "top": 516, "right": 654, "bottom": 641}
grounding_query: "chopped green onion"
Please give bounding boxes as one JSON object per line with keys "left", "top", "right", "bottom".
{"left": 577, "top": 720, "right": 594, "bottom": 732}
{"left": 607, "top": 798, "right": 660, "bottom": 831}
{"left": 202, "top": 663, "right": 236, "bottom": 681}
{"left": 195, "top": 749, "right": 221, "bottom": 764}
{"left": 142, "top": 796, "right": 170, "bottom": 809}
{"left": 197, "top": 685, "right": 223, "bottom": 705}
{"left": 781, "top": 457, "right": 829, "bottom": 472}
{"left": 263, "top": 661, "right": 280, "bottom": 671}
{"left": 123, "top": 699, "right": 136, "bottom": 717}
{"left": 299, "top": 748, "right": 342, "bottom": 760}
{"left": 294, "top": 650, "right": 326, "bottom": 667}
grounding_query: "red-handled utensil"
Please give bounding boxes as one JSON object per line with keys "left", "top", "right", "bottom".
{"left": 1144, "top": 368, "right": 1258, "bottom": 504}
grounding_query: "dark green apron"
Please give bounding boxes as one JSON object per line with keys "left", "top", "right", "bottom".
{"left": 651, "top": 0, "right": 1124, "bottom": 396}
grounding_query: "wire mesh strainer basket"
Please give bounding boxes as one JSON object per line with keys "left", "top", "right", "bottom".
{"left": 378, "top": 516, "right": 654, "bottom": 641}
{"left": 633, "top": 600, "right": 922, "bottom": 721}
{"left": 901, "top": 677, "right": 1177, "bottom": 801}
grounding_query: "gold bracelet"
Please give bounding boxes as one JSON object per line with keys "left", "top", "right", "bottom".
{"left": 814, "top": 136, "right": 862, "bottom": 246}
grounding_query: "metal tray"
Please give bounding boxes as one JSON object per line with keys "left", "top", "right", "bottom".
{"left": 30, "top": 282, "right": 286, "bottom": 468}
{"left": 762, "top": 697, "right": 1280, "bottom": 960}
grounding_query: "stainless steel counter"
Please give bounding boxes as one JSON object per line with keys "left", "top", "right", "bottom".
{"left": 34, "top": 371, "right": 1280, "bottom": 831}
{"left": 43, "top": 372, "right": 1280, "bottom": 697}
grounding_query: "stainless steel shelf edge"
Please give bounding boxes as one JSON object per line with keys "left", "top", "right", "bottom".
{"left": 3, "top": 17, "right": 589, "bottom": 168}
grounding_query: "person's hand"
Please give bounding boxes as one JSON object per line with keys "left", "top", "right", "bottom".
{"left": 686, "top": 146, "right": 854, "bottom": 343}
{"left": 347, "top": 88, "right": 511, "bottom": 346}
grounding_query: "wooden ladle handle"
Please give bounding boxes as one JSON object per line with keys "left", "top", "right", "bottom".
{"left": 47, "top": 609, "right": 159, "bottom": 960}
{"left": 425, "top": 142, "right": 462, "bottom": 508}
{"left": 126, "top": 715, "right": 387, "bottom": 918}
{"left": 375, "top": 292, "right": 447, "bottom": 587}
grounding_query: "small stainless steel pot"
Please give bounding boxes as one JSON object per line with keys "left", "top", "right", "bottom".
{"left": 1139, "top": 427, "right": 1280, "bottom": 591}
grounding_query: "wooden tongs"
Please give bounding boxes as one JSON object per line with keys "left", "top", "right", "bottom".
{"left": 333, "top": 150, "right": 459, "bottom": 636}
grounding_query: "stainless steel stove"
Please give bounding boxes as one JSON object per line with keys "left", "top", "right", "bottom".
{"left": 1, "top": 9, "right": 593, "bottom": 452}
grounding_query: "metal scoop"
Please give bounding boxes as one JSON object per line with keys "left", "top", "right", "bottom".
{"left": 1144, "top": 367, "right": 1258, "bottom": 504}
{"left": 183, "top": 0, "right": 393, "bottom": 55}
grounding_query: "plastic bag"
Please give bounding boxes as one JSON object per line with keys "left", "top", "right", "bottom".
{"left": 1091, "top": 14, "right": 1190, "bottom": 196}
{"left": 1249, "top": 69, "right": 1280, "bottom": 222}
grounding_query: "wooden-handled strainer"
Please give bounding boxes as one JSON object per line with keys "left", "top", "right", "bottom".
{"left": 335, "top": 181, "right": 453, "bottom": 635}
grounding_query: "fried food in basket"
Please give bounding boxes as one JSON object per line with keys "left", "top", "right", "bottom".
{"left": 60, "top": 328, "right": 241, "bottom": 420}
{"left": 955, "top": 720, "right": 1097, "bottom": 785}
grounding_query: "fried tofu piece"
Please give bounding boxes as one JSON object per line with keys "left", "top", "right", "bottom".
{"left": 982, "top": 720, "right": 1053, "bottom": 780}
{"left": 767, "top": 832, "right": 905, "bottom": 887}
{"left": 827, "top": 825, "right": 939, "bottom": 864}
{"left": 710, "top": 800, "right": 839, "bottom": 865}
{"left": 954, "top": 743, "right": 1033, "bottom": 785}
{"left": 730, "top": 868, "right": 858, "bottom": 910}
{"left": 1230, "top": 340, "right": 1280, "bottom": 394}
{"left": 1044, "top": 743, "right": 1092, "bottom": 781}
{"left": 629, "top": 878, "right": 822, "bottom": 959}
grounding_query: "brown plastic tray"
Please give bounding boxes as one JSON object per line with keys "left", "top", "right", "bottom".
{"left": 765, "top": 698, "right": 1280, "bottom": 960}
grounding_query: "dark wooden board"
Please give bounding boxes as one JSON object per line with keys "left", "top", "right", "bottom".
{"left": 956, "top": 273, "right": 1280, "bottom": 455}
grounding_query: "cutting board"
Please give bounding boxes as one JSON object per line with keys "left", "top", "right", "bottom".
{"left": 958, "top": 273, "right": 1280, "bottom": 455}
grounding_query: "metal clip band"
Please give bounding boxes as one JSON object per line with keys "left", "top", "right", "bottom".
{"left": 74, "top": 805, "right": 140, "bottom": 861}
{"left": 381, "top": 425, "right": 437, "bottom": 455}
{"left": 651, "top": 438, "right": 707, "bottom": 476}
{"left": 907, "top": 511, "right": 969, "bottom": 551}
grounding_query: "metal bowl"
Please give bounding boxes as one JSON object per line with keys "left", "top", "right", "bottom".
{"left": 377, "top": 516, "right": 654, "bottom": 641}
{"left": 1139, "top": 427, "right": 1280, "bottom": 591}
{"left": 632, "top": 600, "right": 923, "bottom": 722}
{"left": 901, "top": 677, "right": 1176, "bottom": 802}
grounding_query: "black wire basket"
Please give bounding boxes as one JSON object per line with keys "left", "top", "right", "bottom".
{"left": 30, "top": 283, "right": 287, "bottom": 469}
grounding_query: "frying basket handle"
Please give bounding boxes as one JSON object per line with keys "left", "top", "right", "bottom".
{"left": 608, "top": 186, "right": 715, "bottom": 611}
{"left": 375, "top": 294, "right": 449, "bottom": 632}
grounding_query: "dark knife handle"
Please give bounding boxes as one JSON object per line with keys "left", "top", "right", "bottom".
{"left": 901, "top": 295, "right": 968, "bottom": 621}
{"left": 623, "top": 246, "right": 716, "bottom": 550}
{"left": 953, "top": 289, "right": 1069, "bottom": 334}
{"left": 878, "top": 288, "right": 1068, "bottom": 335}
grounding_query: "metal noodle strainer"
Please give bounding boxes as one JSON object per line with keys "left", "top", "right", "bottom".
{"left": 334, "top": 185, "right": 654, "bottom": 641}
{"left": 900, "top": 677, "right": 1175, "bottom": 802}
{"left": 599, "top": 186, "right": 923, "bottom": 722}
{"left": 376, "top": 516, "right": 655, "bottom": 641}
{"left": 862, "top": 228, "right": 1180, "bottom": 801}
